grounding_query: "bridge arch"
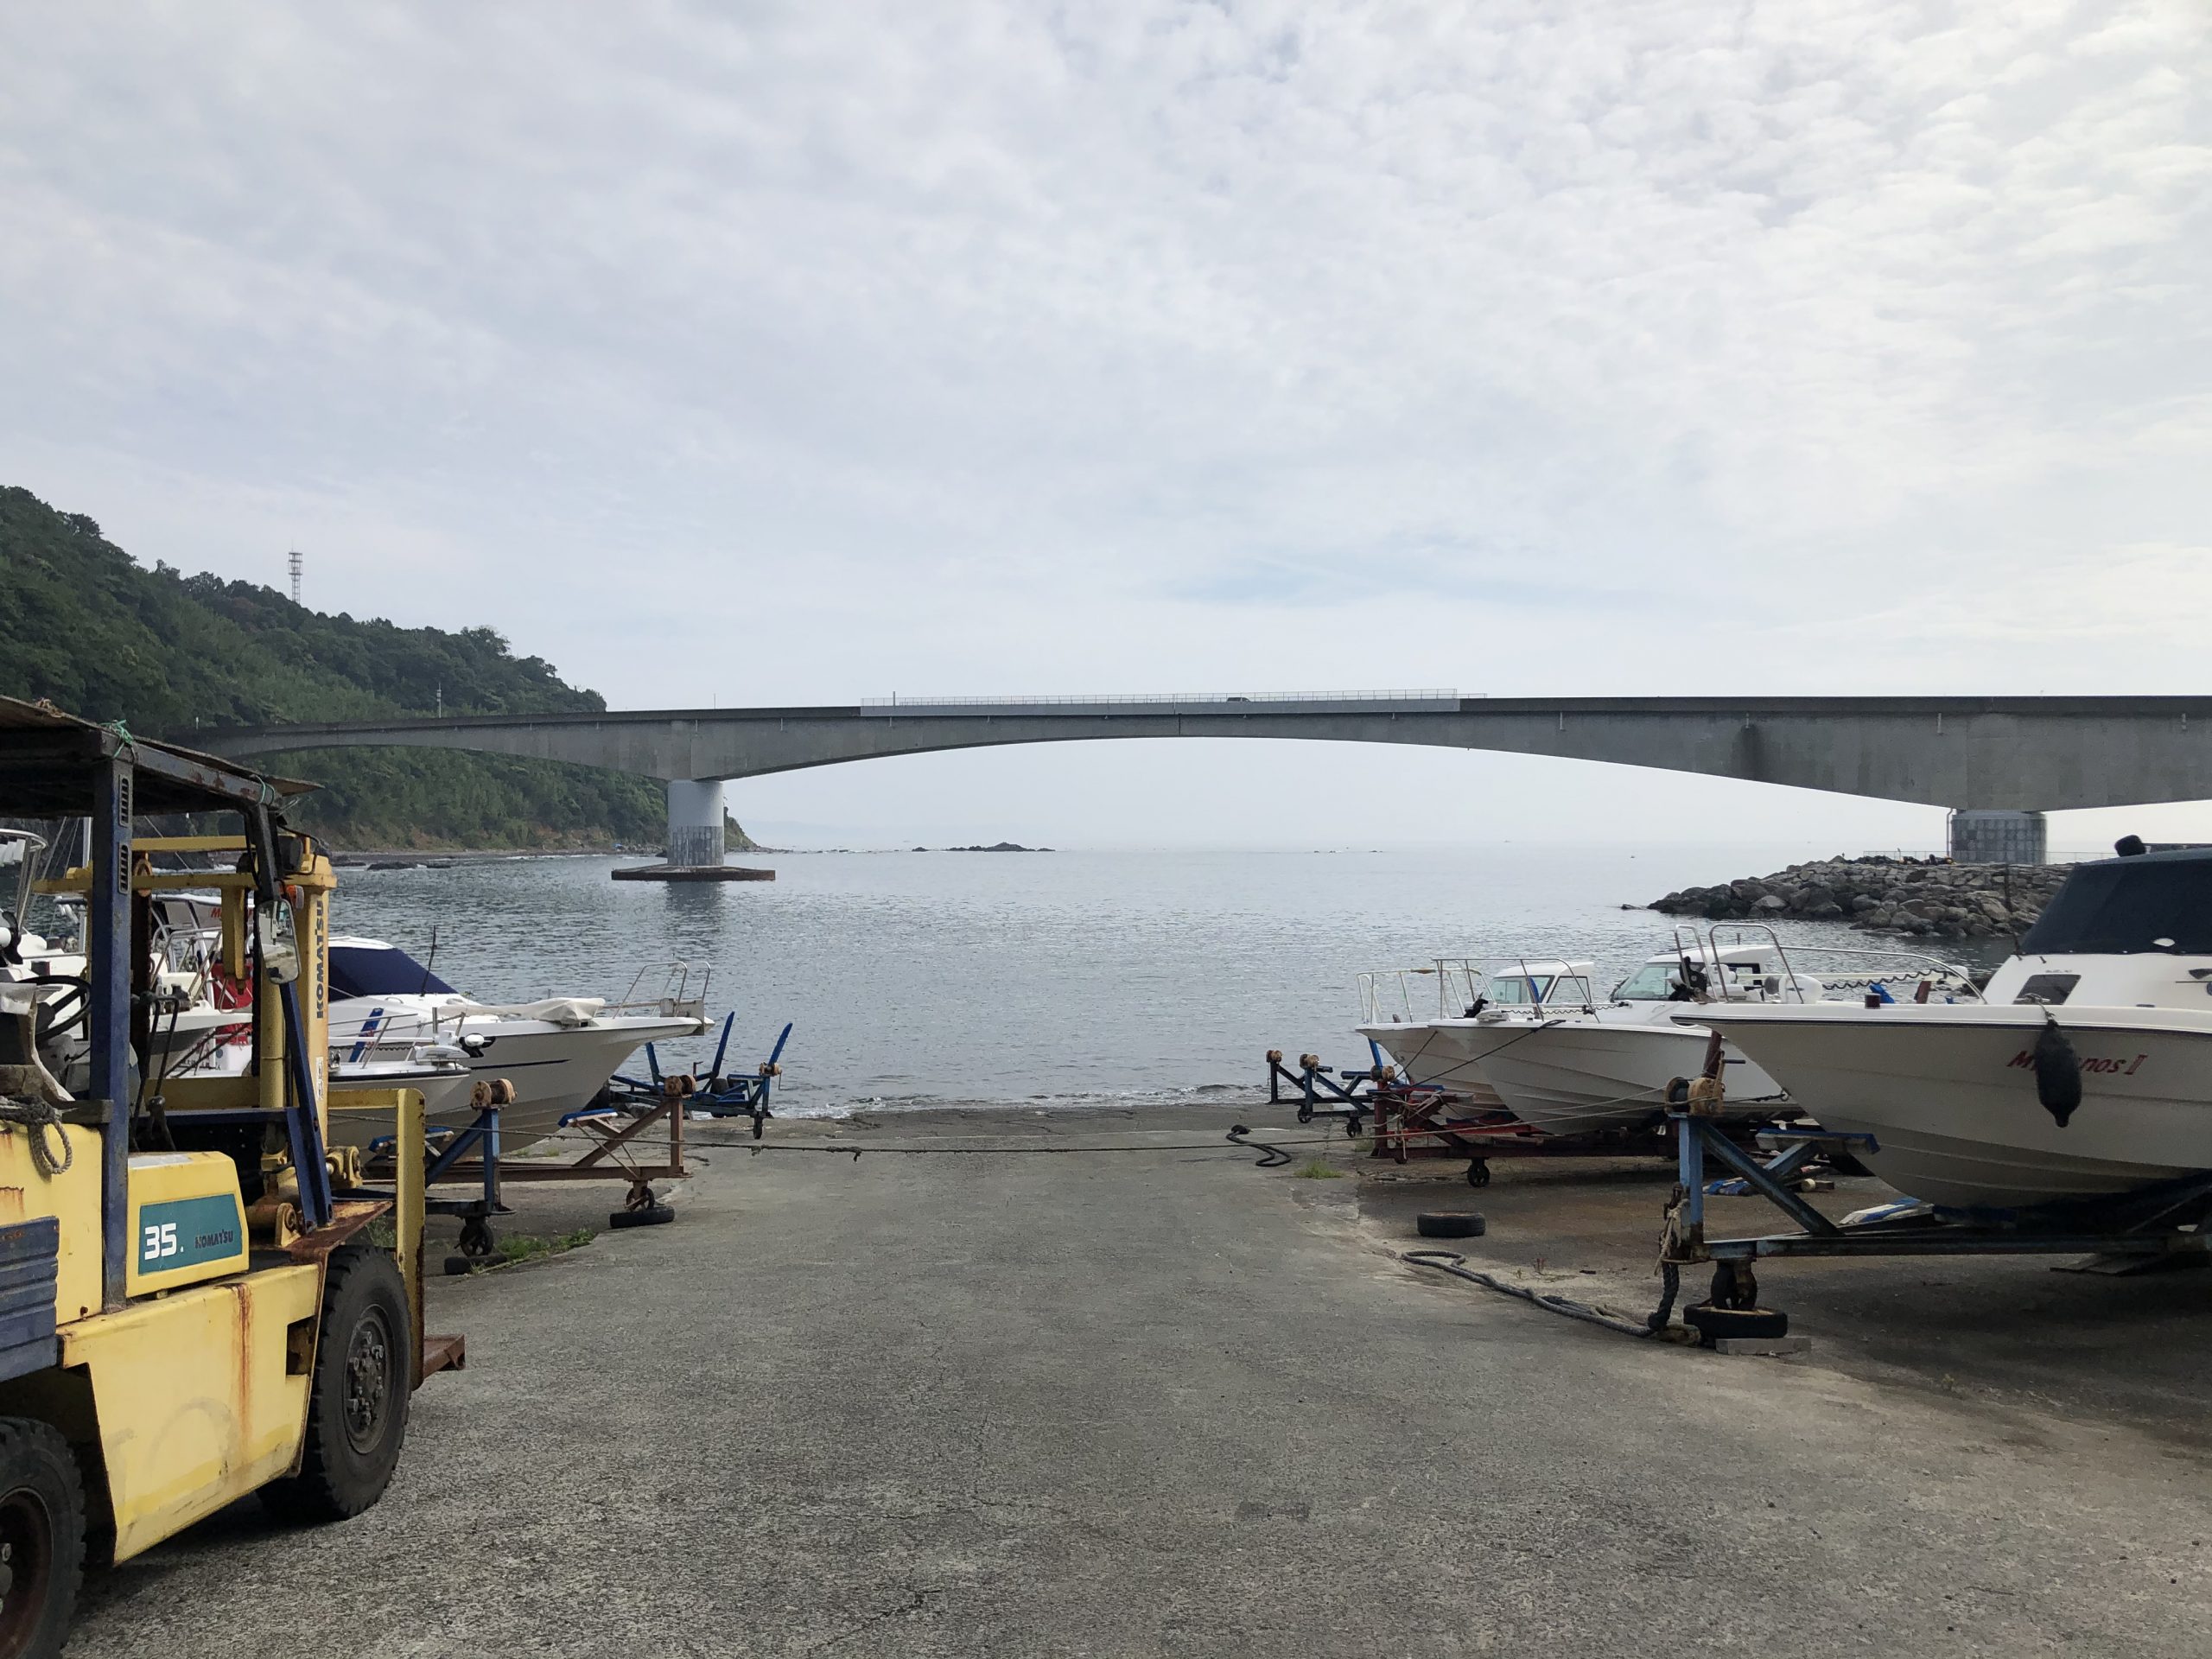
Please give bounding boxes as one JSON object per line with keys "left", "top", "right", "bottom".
{"left": 192, "top": 694, "right": 2212, "bottom": 867}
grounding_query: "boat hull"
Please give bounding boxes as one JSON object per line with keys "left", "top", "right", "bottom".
{"left": 1478, "top": 1020, "right": 1788, "bottom": 1136}
{"left": 326, "top": 1064, "right": 482, "bottom": 1149}
{"left": 326, "top": 1018, "right": 700, "bottom": 1149}
{"left": 1354, "top": 1021, "right": 1516, "bottom": 1109}
{"left": 1699, "top": 1008, "right": 2212, "bottom": 1209}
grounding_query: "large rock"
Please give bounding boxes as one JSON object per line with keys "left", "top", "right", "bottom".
{"left": 1755, "top": 893, "right": 1788, "bottom": 912}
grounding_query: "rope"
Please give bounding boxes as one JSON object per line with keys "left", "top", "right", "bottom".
{"left": 407, "top": 1117, "right": 1348, "bottom": 1163}
{"left": 726, "top": 1131, "right": 1348, "bottom": 1161}
{"left": 0, "top": 1096, "right": 74, "bottom": 1179}
{"left": 1402, "top": 1249, "right": 1671, "bottom": 1340}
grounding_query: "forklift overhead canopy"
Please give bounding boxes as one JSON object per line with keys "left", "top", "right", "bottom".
{"left": 0, "top": 694, "right": 315, "bottom": 817}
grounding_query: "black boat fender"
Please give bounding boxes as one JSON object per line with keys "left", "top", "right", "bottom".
{"left": 2034, "top": 1020, "right": 2083, "bottom": 1128}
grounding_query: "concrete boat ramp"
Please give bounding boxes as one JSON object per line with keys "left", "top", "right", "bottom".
{"left": 75, "top": 1103, "right": 2212, "bottom": 1657}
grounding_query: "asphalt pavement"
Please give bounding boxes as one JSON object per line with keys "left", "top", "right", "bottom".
{"left": 73, "top": 1103, "right": 2212, "bottom": 1657}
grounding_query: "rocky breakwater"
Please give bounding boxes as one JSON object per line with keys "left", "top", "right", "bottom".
{"left": 1649, "top": 858, "right": 2068, "bottom": 942}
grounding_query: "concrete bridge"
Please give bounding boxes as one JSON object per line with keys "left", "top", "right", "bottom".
{"left": 191, "top": 692, "right": 2212, "bottom": 865}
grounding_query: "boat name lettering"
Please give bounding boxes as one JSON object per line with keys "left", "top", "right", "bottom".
{"left": 2005, "top": 1049, "right": 2146, "bottom": 1077}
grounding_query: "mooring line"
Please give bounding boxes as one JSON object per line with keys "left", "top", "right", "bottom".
{"left": 721, "top": 1128, "right": 1344, "bottom": 1161}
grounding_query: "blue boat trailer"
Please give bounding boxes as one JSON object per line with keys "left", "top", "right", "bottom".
{"left": 1649, "top": 1034, "right": 2212, "bottom": 1344}
{"left": 1263, "top": 1043, "right": 1429, "bottom": 1128}
{"left": 607, "top": 1014, "right": 792, "bottom": 1135}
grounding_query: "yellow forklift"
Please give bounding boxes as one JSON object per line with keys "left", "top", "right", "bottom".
{"left": 0, "top": 696, "right": 458, "bottom": 1655}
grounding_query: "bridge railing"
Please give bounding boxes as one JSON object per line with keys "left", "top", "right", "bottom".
{"left": 859, "top": 690, "right": 1463, "bottom": 715}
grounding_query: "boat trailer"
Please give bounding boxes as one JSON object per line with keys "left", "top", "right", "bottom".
{"left": 1263, "top": 1047, "right": 1402, "bottom": 1126}
{"left": 371, "top": 1014, "right": 792, "bottom": 1270}
{"left": 1650, "top": 1037, "right": 2212, "bottom": 1343}
{"left": 1267, "top": 1046, "right": 1700, "bottom": 1188}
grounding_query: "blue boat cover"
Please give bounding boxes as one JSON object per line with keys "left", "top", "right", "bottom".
{"left": 329, "top": 943, "right": 456, "bottom": 999}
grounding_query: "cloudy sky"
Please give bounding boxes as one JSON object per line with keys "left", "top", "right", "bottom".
{"left": 3, "top": 2, "right": 2207, "bottom": 849}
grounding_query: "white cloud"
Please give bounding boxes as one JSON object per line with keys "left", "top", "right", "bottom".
{"left": 1, "top": 0, "right": 2207, "bottom": 842}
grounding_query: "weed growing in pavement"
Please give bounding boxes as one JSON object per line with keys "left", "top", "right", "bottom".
{"left": 489, "top": 1227, "right": 597, "bottom": 1267}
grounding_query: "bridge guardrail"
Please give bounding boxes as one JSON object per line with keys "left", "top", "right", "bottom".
{"left": 860, "top": 690, "right": 1465, "bottom": 715}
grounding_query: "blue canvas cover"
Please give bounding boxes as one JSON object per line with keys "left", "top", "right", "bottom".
{"left": 329, "top": 943, "right": 456, "bottom": 999}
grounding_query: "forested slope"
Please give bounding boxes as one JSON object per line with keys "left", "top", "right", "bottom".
{"left": 0, "top": 486, "right": 674, "bottom": 849}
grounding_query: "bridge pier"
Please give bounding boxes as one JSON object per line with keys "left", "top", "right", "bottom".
{"left": 1947, "top": 809, "right": 2047, "bottom": 866}
{"left": 665, "top": 779, "right": 726, "bottom": 868}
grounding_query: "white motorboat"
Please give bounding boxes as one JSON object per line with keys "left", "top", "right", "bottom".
{"left": 327, "top": 1055, "right": 486, "bottom": 1148}
{"left": 1469, "top": 938, "right": 1811, "bottom": 1135}
{"left": 322, "top": 937, "right": 707, "bottom": 1149}
{"left": 1356, "top": 958, "right": 1598, "bottom": 1109}
{"left": 1688, "top": 846, "right": 2212, "bottom": 1210}
{"left": 0, "top": 829, "right": 75, "bottom": 979}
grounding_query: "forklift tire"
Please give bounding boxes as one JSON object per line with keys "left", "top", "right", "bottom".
{"left": 261, "top": 1247, "right": 410, "bottom": 1525}
{"left": 608, "top": 1204, "right": 676, "bottom": 1229}
{"left": 1416, "top": 1211, "right": 1485, "bottom": 1239}
{"left": 0, "top": 1418, "right": 83, "bottom": 1659}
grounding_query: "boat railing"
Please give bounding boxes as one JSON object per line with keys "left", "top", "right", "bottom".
{"left": 609, "top": 960, "right": 712, "bottom": 1021}
{"left": 1704, "top": 923, "right": 1983, "bottom": 1003}
{"left": 1356, "top": 957, "right": 1483, "bottom": 1023}
{"left": 1663, "top": 925, "right": 1804, "bottom": 1000}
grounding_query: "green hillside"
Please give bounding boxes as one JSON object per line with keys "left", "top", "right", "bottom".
{"left": 0, "top": 486, "right": 676, "bottom": 849}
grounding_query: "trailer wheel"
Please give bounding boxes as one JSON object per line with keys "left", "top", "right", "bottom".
{"left": 0, "top": 1419, "right": 81, "bottom": 1659}
{"left": 262, "top": 1246, "right": 410, "bottom": 1524}
{"left": 1465, "top": 1159, "right": 1491, "bottom": 1189}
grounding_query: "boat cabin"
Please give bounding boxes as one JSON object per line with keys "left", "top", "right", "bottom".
{"left": 1482, "top": 960, "right": 1597, "bottom": 1010}
{"left": 329, "top": 936, "right": 457, "bottom": 1001}
{"left": 1614, "top": 943, "right": 1817, "bottom": 1004}
{"left": 1998, "top": 846, "right": 2212, "bottom": 1007}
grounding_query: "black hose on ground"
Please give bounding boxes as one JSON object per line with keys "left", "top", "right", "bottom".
{"left": 1402, "top": 1249, "right": 1673, "bottom": 1340}
{"left": 1227, "top": 1124, "right": 1292, "bottom": 1167}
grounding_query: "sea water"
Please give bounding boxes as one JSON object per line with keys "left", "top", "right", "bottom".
{"left": 329, "top": 845, "right": 1977, "bottom": 1116}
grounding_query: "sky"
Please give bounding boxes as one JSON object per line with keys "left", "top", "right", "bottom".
{"left": 3, "top": 2, "right": 2208, "bottom": 851}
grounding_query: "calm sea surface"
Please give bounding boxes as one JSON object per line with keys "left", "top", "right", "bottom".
{"left": 329, "top": 847, "right": 1987, "bottom": 1117}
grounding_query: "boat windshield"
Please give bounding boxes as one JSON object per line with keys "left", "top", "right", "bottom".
{"left": 329, "top": 943, "right": 457, "bottom": 999}
{"left": 2019, "top": 853, "right": 2212, "bottom": 957}
{"left": 1614, "top": 962, "right": 1681, "bottom": 1000}
{"left": 1484, "top": 973, "right": 1592, "bottom": 1007}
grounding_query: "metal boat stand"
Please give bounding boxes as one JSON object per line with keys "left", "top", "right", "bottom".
{"left": 1374, "top": 1112, "right": 1684, "bottom": 1188}
{"left": 606, "top": 1014, "right": 791, "bottom": 1131}
{"left": 366, "top": 1077, "right": 696, "bottom": 1270}
{"left": 1263, "top": 1047, "right": 1398, "bottom": 1127}
{"left": 1653, "top": 1109, "right": 2212, "bottom": 1339}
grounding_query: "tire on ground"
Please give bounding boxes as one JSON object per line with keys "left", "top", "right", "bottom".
{"left": 1415, "top": 1211, "right": 1485, "bottom": 1238}
{"left": 608, "top": 1205, "right": 676, "bottom": 1229}
{"left": 0, "top": 1417, "right": 84, "bottom": 1658}
{"left": 1683, "top": 1303, "right": 1790, "bottom": 1342}
{"left": 261, "top": 1245, "right": 411, "bottom": 1523}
